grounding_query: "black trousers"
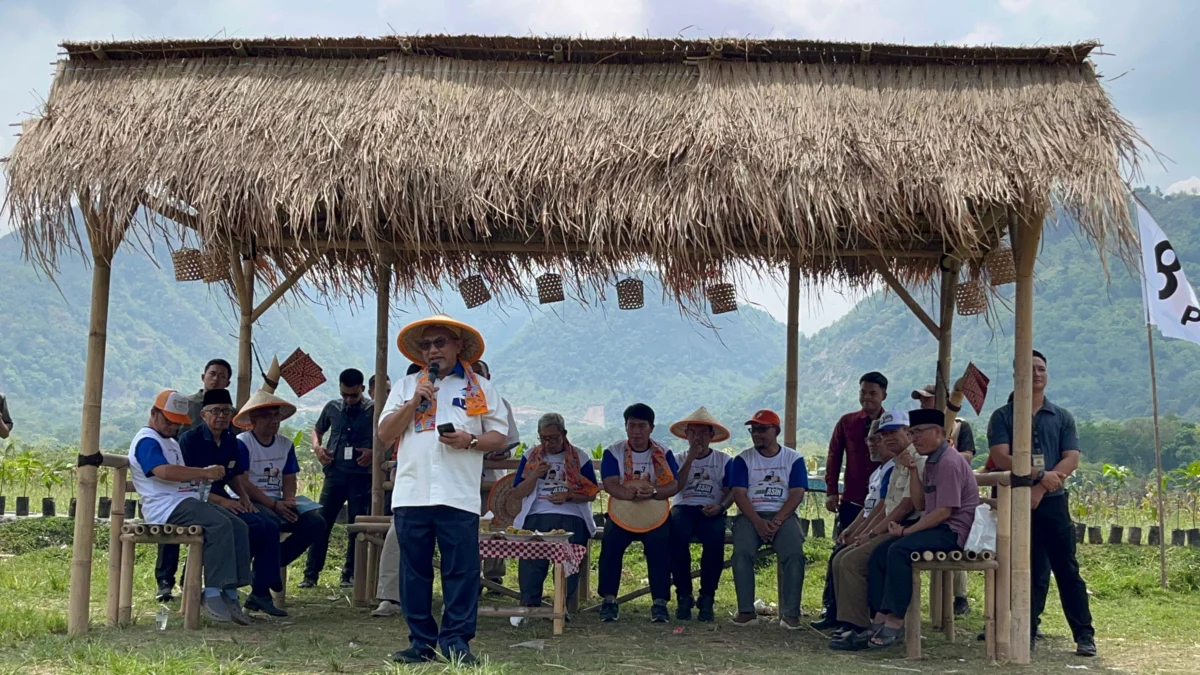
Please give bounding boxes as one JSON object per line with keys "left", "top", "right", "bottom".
{"left": 304, "top": 469, "right": 372, "bottom": 581}
{"left": 598, "top": 517, "right": 671, "bottom": 601}
{"left": 156, "top": 544, "right": 180, "bottom": 587}
{"left": 517, "top": 513, "right": 590, "bottom": 607}
{"left": 821, "top": 500, "right": 863, "bottom": 610}
{"left": 668, "top": 505, "right": 727, "bottom": 599}
{"left": 867, "top": 524, "right": 959, "bottom": 619}
{"left": 1032, "top": 493, "right": 1095, "bottom": 641}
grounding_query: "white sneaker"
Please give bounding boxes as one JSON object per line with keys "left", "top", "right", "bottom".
{"left": 371, "top": 600, "right": 402, "bottom": 617}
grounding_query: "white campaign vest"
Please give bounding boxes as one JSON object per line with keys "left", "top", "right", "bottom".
{"left": 237, "top": 431, "right": 293, "bottom": 501}
{"left": 513, "top": 446, "right": 598, "bottom": 536}
{"left": 737, "top": 446, "right": 802, "bottom": 513}
{"left": 128, "top": 427, "right": 201, "bottom": 524}
{"left": 672, "top": 449, "right": 729, "bottom": 508}
{"left": 862, "top": 459, "right": 895, "bottom": 516}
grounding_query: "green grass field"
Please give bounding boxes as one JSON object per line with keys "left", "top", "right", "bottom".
{"left": 0, "top": 518, "right": 1198, "bottom": 674}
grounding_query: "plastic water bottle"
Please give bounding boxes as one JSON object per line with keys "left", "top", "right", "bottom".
{"left": 156, "top": 605, "right": 169, "bottom": 631}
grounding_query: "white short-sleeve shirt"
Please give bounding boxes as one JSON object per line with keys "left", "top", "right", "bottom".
{"left": 381, "top": 367, "right": 509, "bottom": 515}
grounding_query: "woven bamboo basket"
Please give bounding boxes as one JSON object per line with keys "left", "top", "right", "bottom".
{"left": 616, "top": 278, "right": 644, "bottom": 310}
{"left": 955, "top": 279, "right": 988, "bottom": 316}
{"left": 459, "top": 274, "right": 492, "bottom": 309}
{"left": 172, "top": 248, "right": 203, "bottom": 282}
{"left": 707, "top": 283, "right": 738, "bottom": 314}
{"left": 985, "top": 245, "right": 1017, "bottom": 286}
{"left": 200, "top": 250, "right": 231, "bottom": 284}
{"left": 536, "top": 273, "right": 565, "bottom": 304}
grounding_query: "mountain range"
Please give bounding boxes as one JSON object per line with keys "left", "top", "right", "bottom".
{"left": 2, "top": 189, "right": 1199, "bottom": 456}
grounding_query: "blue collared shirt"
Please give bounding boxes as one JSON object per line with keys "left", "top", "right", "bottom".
{"left": 987, "top": 394, "right": 1079, "bottom": 498}
{"left": 178, "top": 423, "right": 246, "bottom": 496}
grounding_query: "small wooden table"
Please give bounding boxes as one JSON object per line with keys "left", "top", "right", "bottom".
{"left": 478, "top": 538, "right": 587, "bottom": 635}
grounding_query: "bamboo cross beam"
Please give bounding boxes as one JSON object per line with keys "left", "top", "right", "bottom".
{"left": 249, "top": 251, "right": 321, "bottom": 322}
{"left": 868, "top": 256, "right": 942, "bottom": 340}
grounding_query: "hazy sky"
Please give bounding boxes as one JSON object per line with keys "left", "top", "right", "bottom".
{"left": 2, "top": 0, "right": 1196, "bottom": 331}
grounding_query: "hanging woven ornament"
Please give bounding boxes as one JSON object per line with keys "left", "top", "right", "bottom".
{"left": 536, "top": 273, "right": 565, "bottom": 304}
{"left": 172, "top": 248, "right": 203, "bottom": 282}
{"left": 955, "top": 278, "right": 987, "bottom": 316}
{"left": 459, "top": 275, "right": 492, "bottom": 309}
{"left": 280, "top": 348, "right": 327, "bottom": 397}
{"left": 707, "top": 283, "right": 738, "bottom": 315}
{"left": 201, "top": 249, "right": 231, "bottom": 284}
{"left": 616, "top": 278, "right": 644, "bottom": 310}
{"left": 984, "top": 244, "right": 1017, "bottom": 286}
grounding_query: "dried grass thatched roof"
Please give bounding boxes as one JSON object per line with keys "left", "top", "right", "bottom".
{"left": 4, "top": 34, "right": 1142, "bottom": 307}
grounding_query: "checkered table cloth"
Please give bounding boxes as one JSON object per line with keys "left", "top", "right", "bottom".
{"left": 478, "top": 539, "right": 587, "bottom": 576}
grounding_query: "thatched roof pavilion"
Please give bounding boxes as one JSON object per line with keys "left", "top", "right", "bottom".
{"left": 3, "top": 34, "right": 1142, "bottom": 662}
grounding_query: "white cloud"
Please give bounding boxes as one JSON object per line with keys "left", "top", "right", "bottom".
{"left": 957, "top": 21, "right": 1004, "bottom": 45}
{"left": 1167, "top": 176, "right": 1200, "bottom": 195}
{"left": 467, "top": 0, "right": 647, "bottom": 36}
{"left": 998, "top": 0, "right": 1034, "bottom": 13}
{"left": 733, "top": 0, "right": 897, "bottom": 41}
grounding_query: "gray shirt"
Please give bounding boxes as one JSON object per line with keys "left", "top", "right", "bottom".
{"left": 987, "top": 394, "right": 1078, "bottom": 498}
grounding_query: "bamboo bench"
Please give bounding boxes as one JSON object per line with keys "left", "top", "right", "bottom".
{"left": 905, "top": 550, "right": 999, "bottom": 659}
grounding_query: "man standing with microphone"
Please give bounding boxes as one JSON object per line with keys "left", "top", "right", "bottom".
{"left": 377, "top": 315, "right": 509, "bottom": 666}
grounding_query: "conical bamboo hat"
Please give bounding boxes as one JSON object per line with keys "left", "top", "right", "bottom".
{"left": 669, "top": 406, "right": 731, "bottom": 443}
{"left": 233, "top": 388, "right": 297, "bottom": 429}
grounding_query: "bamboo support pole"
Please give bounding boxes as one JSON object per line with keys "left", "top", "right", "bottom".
{"left": 949, "top": 550, "right": 963, "bottom": 561}
{"left": 905, "top": 567, "right": 922, "bottom": 658}
{"left": 232, "top": 246, "right": 255, "bottom": 407}
{"left": 354, "top": 534, "right": 369, "bottom": 607}
{"left": 985, "top": 567, "right": 997, "bottom": 659}
{"left": 105, "top": 466, "right": 128, "bottom": 626}
{"left": 372, "top": 256, "right": 391, "bottom": 516}
{"left": 68, "top": 201, "right": 124, "bottom": 636}
{"left": 930, "top": 566, "right": 943, "bottom": 629}
{"left": 553, "top": 563, "right": 566, "bottom": 635}
{"left": 935, "top": 258, "right": 960, "bottom": 409}
{"left": 941, "top": 570, "right": 955, "bottom": 640}
{"left": 935, "top": 551, "right": 948, "bottom": 561}
{"left": 183, "top": 542, "right": 203, "bottom": 629}
{"left": 783, "top": 259, "right": 800, "bottom": 448}
{"left": 870, "top": 256, "right": 942, "bottom": 340}
{"left": 1009, "top": 205, "right": 1043, "bottom": 665}
{"left": 118, "top": 538, "right": 135, "bottom": 625}
{"left": 996, "top": 482, "right": 1012, "bottom": 660}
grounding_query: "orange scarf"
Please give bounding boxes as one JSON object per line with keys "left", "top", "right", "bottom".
{"left": 522, "top": 443, "right": 600, "bottom": 498}
{"left": 624, "top": 440, "right": 675, "bottom": 487}
{"left": 413, "top": 361, "right": 488, "bottom": 433}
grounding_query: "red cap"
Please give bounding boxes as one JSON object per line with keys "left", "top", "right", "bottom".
{"left": 745, "top": 409, "right": 781, "bottom": 427}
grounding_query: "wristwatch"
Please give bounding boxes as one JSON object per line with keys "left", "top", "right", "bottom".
{"left": 468, "top": 434, "right": 479, "bottom": 450}
{"left": 651, "top": 488, "right": 659, "bottom": 498}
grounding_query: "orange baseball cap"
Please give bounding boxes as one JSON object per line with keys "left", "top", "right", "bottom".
{"left": 153, "top": 390, "right": 192, "bottom": 425}
{"left": 745, "top": 409, "right": 781, "bottom": 427}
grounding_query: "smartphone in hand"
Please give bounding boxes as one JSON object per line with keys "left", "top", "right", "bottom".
{"left": 437, "top": 423, "right": 456, "bottom": 436}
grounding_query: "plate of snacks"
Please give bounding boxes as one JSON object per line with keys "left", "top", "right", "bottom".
{"left": 530, "top": 529, "right": 572, "bottom": 542}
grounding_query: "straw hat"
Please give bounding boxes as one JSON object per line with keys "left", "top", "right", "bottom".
{"left": 669, "top": 406, "right": 731, "bottom": 443}
{"left": 397, "top": 314, "right": 486, "bottom": 365}
{"left": 608, "top": 481, "right": 670, "bottom": 533}
{"left": 486, "top": 474, "right": 523, "bottom": 528}
{"left": 233, "top": 389, "right": 298, "bottom": 429}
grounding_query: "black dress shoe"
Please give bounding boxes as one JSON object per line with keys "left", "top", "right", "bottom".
{"left": 1076, "top": 636, "right": 1097, "bottom": 657}
{"left": 155, "top": 582, "right": 175, "bottom": 603}
{"left": 392, "top": 646, "right": 438, "bottom": 664}
{"left": 298, "top": 578, "right": 317, "bottom": 589}
{"left": 810, "top": 616, "right": 843, "bottom": 631}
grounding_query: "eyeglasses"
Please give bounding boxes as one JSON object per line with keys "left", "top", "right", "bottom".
{"left": 203, "top": 407, "right": 236, "bottom": 417}
{"left": 748, "top": 425, "right": 773, "bottom": 434}
{"left": 538, "top": 435, "right": 563, "bottom": 444}
{"left": 910, "top": 425, "right": 938, "bottom": 435}
{"left": 418, "top": 337, "right": 452, "bottom": 351}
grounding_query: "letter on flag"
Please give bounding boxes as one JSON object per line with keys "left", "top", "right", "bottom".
{"left": 1137, "top": 200, "right": 1200, "bottom": 344}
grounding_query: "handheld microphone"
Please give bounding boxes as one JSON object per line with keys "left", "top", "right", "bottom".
{"left": 415, "top": 362, "right": 440, "bottom": 414}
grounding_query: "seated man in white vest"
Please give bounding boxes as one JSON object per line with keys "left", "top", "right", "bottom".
{"left": 233, "top": 389, "right": 326, "bottom": 570}
{"left": 128, "top": 389, "right": 253, "bottom": 624}
{"left": 510, "top": 412, "right": 599, "bottom": 623}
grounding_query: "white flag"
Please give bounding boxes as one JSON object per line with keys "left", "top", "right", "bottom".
{"left": 1137, "top": 200, "right": 1200, "bottom": 344}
